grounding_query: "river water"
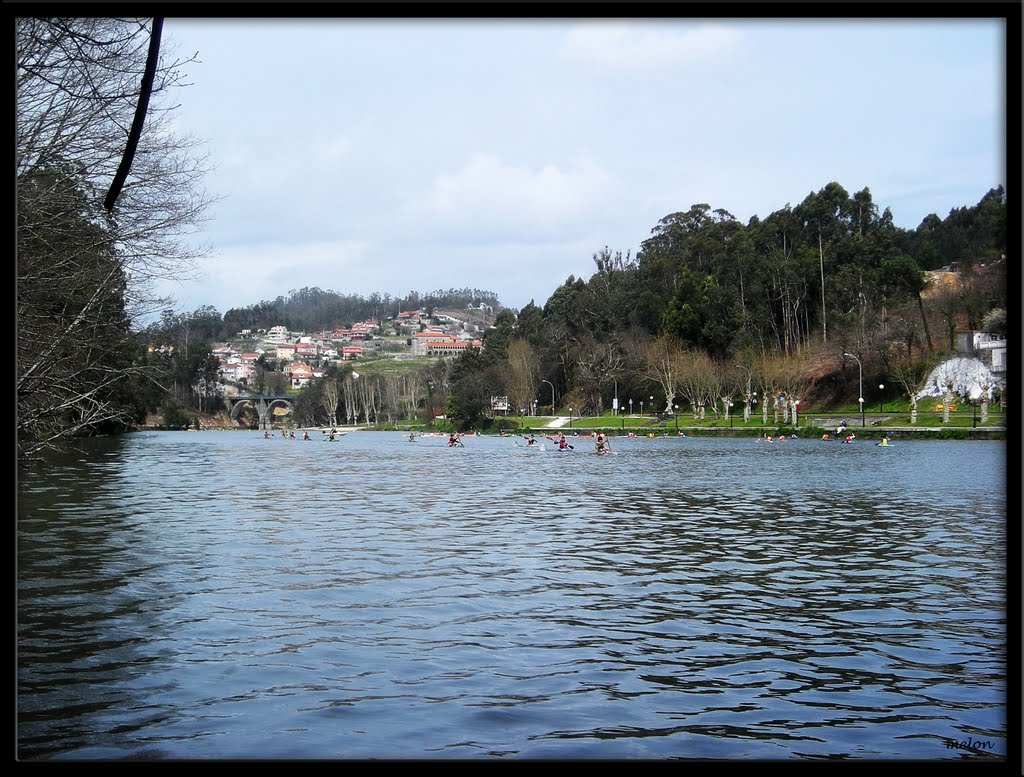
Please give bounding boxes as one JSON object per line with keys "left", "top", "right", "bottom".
{"left": 17, "top": 431, "right": 1008, "bottom": 761}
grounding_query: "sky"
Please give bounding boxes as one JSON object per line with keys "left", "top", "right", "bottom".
{"left": 153, "top": 16, "right": 1007, "bottom": 317}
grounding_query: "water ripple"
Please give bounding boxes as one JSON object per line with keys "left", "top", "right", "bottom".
{"left": 17, "top": 433, "right": 1007, "bottom": 760}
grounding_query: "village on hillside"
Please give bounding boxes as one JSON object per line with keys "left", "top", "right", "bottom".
{"left": 202, "top": 305, "right": 491, "bottom": 394}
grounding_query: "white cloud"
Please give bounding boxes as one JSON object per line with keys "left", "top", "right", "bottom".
{"left": 409, "top": 153, "right": 615, "bottom": 240}
{"left": 558, "top": 22, "right": 742, "bottom": 75}
{"left": 157, "top": 239, "right": 373, "bottom": 313}
{"left": 149, "top": 20, "right": 1002, "bottom": 316}
{"left": 312, "top": 135, "right": 353, "bottom": 165}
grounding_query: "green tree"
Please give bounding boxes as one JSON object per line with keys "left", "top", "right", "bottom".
{"left": 482, "top": 309, "right": 517, "bottom": 364}
{"left": 881, "top": 254, "right": 933, "bottom": 353}
{"left": 17, "top": 165, "right": 143, "bottom": 454}
{"left": 446, "top": 346, "right": 501, "bottom": 428}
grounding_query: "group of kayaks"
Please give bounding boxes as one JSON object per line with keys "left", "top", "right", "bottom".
{"left": 513, "top": 433, "right": 615, "bottom": 454}
{"left": 819, "top": 431, "right": 895, "bottom": 446}
{"left": 263, "top": 428, "right": 347, "bottom": 441}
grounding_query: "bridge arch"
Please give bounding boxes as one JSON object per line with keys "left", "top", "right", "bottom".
{"left": 264, "top": 398, "right": 294, "bottom": 425}
{"left": 226, "top": 395, "right": 294, "bottom": 429}
{"left": 229, "top": 398, "right": 258, "bottom": 425}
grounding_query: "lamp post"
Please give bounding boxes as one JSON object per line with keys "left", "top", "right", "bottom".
{"left": 674, "top": 404, "right": 679, "bottom": 432}
{"left": 629, "top": 399, "right": 633, "bottom": 416}
{"left": 649, "top": 396, "right": 654, "bottom": 417}
{"left": 640, "top": 399, "right": 644, "bottom": 417}
{"left": 569, "top": 407, "right": 573, "bottom": 429}
{"left": 728, "top": 400, "right": 734, "bottom": 428}
{"left": 613, "top": 379, "right": 618, "bottom": 416}
{"left": 794, "top": 399, "right": 801, "bottom": 429}
{"left": 844, "top": 353, "right": 864, "bottom": 427}
{"left": 542, "top": 379, "right": 555, "bottom": 416}
{"left": 878, "top": 384, "right": 884, "bottom": 414}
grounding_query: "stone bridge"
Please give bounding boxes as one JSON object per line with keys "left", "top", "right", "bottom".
{"left": 224, "top": 394, "right": 294, "bottom": 430}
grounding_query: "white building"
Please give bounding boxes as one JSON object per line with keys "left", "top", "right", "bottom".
{"left": 956, "top": 331, "right": 1007, "bottom": 375}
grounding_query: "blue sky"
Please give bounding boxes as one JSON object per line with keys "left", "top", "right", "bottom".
{"left": 156, "top": 17, "right": 1006, "bottom": 316}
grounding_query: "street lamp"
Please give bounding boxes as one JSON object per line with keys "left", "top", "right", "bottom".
{"left": 878, "top": 384, "right": 885, "bottom": 414}
{"left": 629, "top": 399, "right": 633, "bottom": 415}
{"left": 727, "top": 400, "right": 734, "bottom": 428}
{"left": 542, "top": 379, "right": 555, "bottom": 416}
{"left": 674, "top": 404, "right": 679, "bottom": 432}
{"left": 794, "top": 399, "right": 801, "bottom": 429}
{"left": 569, "top": 407, "right": 573, "bottom": 429}
{"left": 640, "top": 399, "right": 644, "bottom": 416}
{"left": 649, "top": 396, "right": 654, "bottom": 416}
{"left": 845, "top": 353, "right": 864, "bottom": 427}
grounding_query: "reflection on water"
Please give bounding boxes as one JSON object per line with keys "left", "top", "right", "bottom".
{"left": 18, "top": 432, "right": 1006, "bottom": 760}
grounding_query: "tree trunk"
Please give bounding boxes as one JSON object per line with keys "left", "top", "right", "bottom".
{"left": 916, "top": 292, "right": 934, "bottom": 353}
{"left": 942, "top": 386, "right": 952, "bottom": 423}
{"left": 910, "top": 394, "right": 918, "bottom": 425}
{"left": 819, "top": 231, "right": 827, "bottom": 344}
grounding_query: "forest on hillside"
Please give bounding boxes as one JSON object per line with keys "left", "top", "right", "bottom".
{"left": 435, "top": 182, "right": 1007, "bottom": 427}
{"left": 219, "top": 287, "right": 501, "bottom": 338}
{"left": 275, "top": 181, "right": 1007, "bottom": 430}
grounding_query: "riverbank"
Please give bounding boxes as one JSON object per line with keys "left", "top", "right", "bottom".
{"left": 135, "top": 421, "right": 1005, "bottom": 440}
{"left": 520, "top": 426, "right": 1006, "bottom": 441}
{"left": 136, "top": 409, "right": 1006, "bottom": 441}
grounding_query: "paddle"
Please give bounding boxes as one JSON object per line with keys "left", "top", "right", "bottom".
{"left": 545, "top": 435, "right": 573, "bottom": 450}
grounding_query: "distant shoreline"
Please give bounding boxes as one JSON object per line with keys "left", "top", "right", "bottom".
{"left": 135, "top": 425, "right": 1006, "bottom": 441}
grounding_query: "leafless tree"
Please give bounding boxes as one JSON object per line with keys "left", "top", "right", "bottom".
{"left": 505, "top": 339, "right": 538, "bottom": 418}
{"left": 885, "top": 345, "right": 939, "bottom": 425}
{"left": 17, "top": 18, "right": 214, "bottom": 456}
{"left": 321, "top": 375, "right": 340, "bottom": 425}
{"left": 571, "top": 336, "right": 622, "bottom": 416}
{"left": 643, "top": 335, "right": 685, "bottom": 414}
{"left": 18, "top": 18, "right": 213, "bottom": 312}
{"left": 677, "top": 350, "right": 716, "bottom": 420}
